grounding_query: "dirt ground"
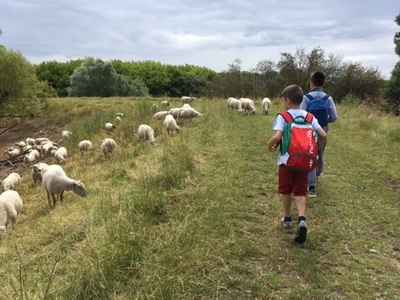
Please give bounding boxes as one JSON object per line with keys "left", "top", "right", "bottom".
{"left": 0, "top": 118, "right": 65, "bottom": 181}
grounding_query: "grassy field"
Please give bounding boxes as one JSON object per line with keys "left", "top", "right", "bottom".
{"left": 0, "top": 97, "right": 399, "bottom": 299}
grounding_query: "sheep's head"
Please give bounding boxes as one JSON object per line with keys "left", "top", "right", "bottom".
{"left": 0, "top": 226, "right": 6, "bottom": 240}
{"left": 73, "top": 181, "right": 87, "bottom": 197}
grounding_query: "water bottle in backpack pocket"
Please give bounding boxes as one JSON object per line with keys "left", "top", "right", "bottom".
{"left": 305, "top": 93, "right": 330, "bottom": 127}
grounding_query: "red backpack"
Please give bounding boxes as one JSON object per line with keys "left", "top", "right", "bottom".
{"left": 279, "top": 111, "right": 319, "bottom": 173}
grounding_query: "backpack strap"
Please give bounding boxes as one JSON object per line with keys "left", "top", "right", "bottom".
{"left": 305, "top": 112, "right": 313, "bottom": 123}
{"left": 305, "top": 93, "right": 314, "bottom": 101}
{"left": 305, "top": 93, "right": 330, "bottom": 102}
{"left": 279, "top": 111, "right": 293, "bottom": 123}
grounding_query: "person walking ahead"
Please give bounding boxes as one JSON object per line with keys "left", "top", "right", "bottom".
{"left": 301, "top": 71, "right": 338, "bottom": 198}
{"left": 267, "top": 84, "right": 327, "bottom": 243}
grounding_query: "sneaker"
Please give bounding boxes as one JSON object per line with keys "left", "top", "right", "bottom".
{"left": 308, "top": 189, "right": 317, "bottom": 198}
{"left": 280, "top": 217, "right": 292, "bottom": 229}
{"left": 294, "top": 220, "right": 308, "bottom": 243}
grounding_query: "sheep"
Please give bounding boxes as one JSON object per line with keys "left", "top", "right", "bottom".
{"left": 240, "top": 98, "right": 256, "bottom": 115}
{"left": 14, "top": 141, "right": 26, "bottom": 149}
{"left": 153, "top": 111, "right": 170, "bottom": 121}
{"left": 41, "top": 164, "right": 86, "bottom": 208}
{"left": 161, "top": 100, "right": 170, "bottom": 108}
{"left": 31, "top": 162, "right": 49, "bottom": 184}
{"left": 262, "top": 97, "right": 271, "bottom": 115}
{"left": 178, "top": 107, "right": 203, "bottom": 122}
{"left": 117, "top": 112, "right": 124, "bottom": 117}
{"left": 227, "top": 98, "right": 243, "bottom": 114}
{"left": 0, "top": 190, "right": 23, "bottom": 240}
{"left": 115, "top": 116, "right": 122, "bottom": 124}
{"left": 23, "top": 149, "right": 41, "bottom": 166}
{"left": 34, "top": 137, "right": 49, "bottom": 145}
{"left": 1, "top": 173, "right": 21, "bottom": 192}
{"left": 26, "top": 138, "right": 36, "bottom": 146}
{"left": 4, "top": 147, "right": 20, "bottom": 158}
{"left": 169, "top": 107, "right": 184, "bottom": 119}
{"left": 62, "top": 130, "right": 72, "bottom": 138}
{"left": 181, "top": 96, "right": 196, "bottom": 103}
{"left": 163, "top": 114, "right": 180, "bottom": 134}
{"left": 138, "top": 124, "right": 156, "bottom": 144}
{"left": 101, "top": 138, "right": 116, "bottom": 157}
{"left": 105, "top": 122, "right": 116, "bottom": 132}
{"left": 54, "top": 146, "right": 67, "bottom": 164}
{"left": 40, "top": 141, "right": 58, "bottom": 157}
{"left": 182, "top": 103, "right": 191, "bottom": 108}
{"left": 78, "top": 140, "right": 93, "bottom": 155}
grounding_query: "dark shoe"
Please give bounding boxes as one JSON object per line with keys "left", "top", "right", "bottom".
{"left": 280, "top": 217, "right": 292, "bottom": 229}
{"left": 307, "top": 189, "right": 317, "bottom": 198}
{"left": 294, "top": 220, "right": 307, "bottom": 243}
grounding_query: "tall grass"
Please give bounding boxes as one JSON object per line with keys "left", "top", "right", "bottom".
{"left": 0, "top": 97, "right": 400, "bottom": 299}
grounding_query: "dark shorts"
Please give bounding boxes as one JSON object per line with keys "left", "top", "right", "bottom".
{"left": 278, "top": 165, "right": 308, "bottom": 196}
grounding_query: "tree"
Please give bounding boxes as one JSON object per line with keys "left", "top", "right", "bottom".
{"left": 0, "top": 45, "right": 47, "bottom": 116}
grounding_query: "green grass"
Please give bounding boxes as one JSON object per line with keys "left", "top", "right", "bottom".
{"left": 0, "top": 97, "right": 400, "bottom": 299}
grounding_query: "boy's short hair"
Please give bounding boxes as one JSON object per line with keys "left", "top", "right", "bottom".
{"left": 310, "top": 71, "right": 325, "bottom": 87}
{"left": 282, "top": 84, "right": 304, "bottom": 105}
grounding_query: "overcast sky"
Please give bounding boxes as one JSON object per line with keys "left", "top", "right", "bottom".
{"left": 1, "top": 0, "right": 399, "bottom": 79}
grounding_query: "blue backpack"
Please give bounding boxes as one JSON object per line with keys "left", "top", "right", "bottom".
{"left": 305, "top": 93, "right": 330, "bottom": 127}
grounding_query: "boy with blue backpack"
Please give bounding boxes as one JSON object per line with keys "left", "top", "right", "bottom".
{"left": 267, "top": 84, "right": 327, "bottom": 243}
{"left": 301, "top": 71, "right": 338, "bottom": 198}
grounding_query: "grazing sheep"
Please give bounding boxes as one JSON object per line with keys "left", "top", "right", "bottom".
{"left": 54, "top": 146, "right": 67, "bottom": 164}
{"left": 34, "top": 137, "right": 50, "bottom": 145}
{"left": 163, "top": 114, "right": 180, "bottom": 134}
{"left": 1, "top": 173, "right": 21, "bottom": 192}
{"left": 78, "top": 140, "right": 93, "bottom": 155}
{"left": 62, "top": 130, "right": 72, "bottom": 138}
{"left": 179, "top": 107, "right": 203, "bottom": 121}
{"left": 115, "top": 116, "right": 122, "bottom": 124}
{"left": 31, "top": 162, "right": 49, "bottom": 184}
{"left": 40, "top": 141, "right": 58, "bottom": 157}
{"left": 182, "top": 103, "right": 191, "bottom": 108}
{"left": 153, "top": 111, "right": 170, "bottom": 121}
{"left": 169, "top": 107, "right": 184, "bottom": 119}
{"left": 181, "top": 96, "right": 196, "bottom": 103}
{"left": 101, "top": 138, "right": 116, "bottom": 157}
{"left": 105, "top": 122, "right": 116, "bottom": 132}
{"left": 227, "top": 97, "right": 243, "bottom": 114}
{"left": 138, "top": 124, "right": 156, "bottom": 144}
{"left": 14, "top": 141, "right": 26, "bottom": 149}
{"left": 161, "top": 100, "right": 170, "bottom": 108}
{"left": 262, "top": 97, "right": 271, "bottom": 115}
{"left": 240, "top": 98, "right": 256, "bottom": 115}
{"left": 23, "top": 149, "right": 41, "bottom": 166}
{"left": 26, "top": 138, "right": 36, "bottom": 146}
{"left": 0, "top": 190, "right": 23, "bottom": 239}
{"left": 117, "top": 112, "right": 124, "bottom": 117}
{"left": 42, "top": 165, "right": 86, "bottom": 208}
{"left": 4, "top": 147, "right": 20, "bottom": 158}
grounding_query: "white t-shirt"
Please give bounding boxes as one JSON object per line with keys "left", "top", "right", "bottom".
{"left": 272, "top": 109, "right": 321, "bottom": 165}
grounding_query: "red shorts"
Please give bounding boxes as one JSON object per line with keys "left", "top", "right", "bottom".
{"left": 278, "top": 165, "right": 308, "bottom": 196}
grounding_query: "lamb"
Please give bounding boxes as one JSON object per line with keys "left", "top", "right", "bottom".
{"left": 78, "top": 140, "right": 93, "bottom": 155}
{"left": 54, "top": 146, "right": 67, "bottom": 164}
{"left": 105, "top": 122, "right": 116, "bottom": 132}
{"left": 115, "top": 116, "right": 122, "bottom": 124}
{"left": 62, "top": 130, "right": 72, "bottom": 138}
{"left": 101, "top": 138, "right": 116, "bottom": 157}
{"left": 31, "top": 162, "right": 49, "bottom": 184}
{"left": 240, "top": 98, "right": 256, "bottom": 115}
{"left": 227, "top": 98, "right": 243, "bottom": 114}
{"left": 178, "top": 107, "right": 203, "bottom": 121}
{"left": 40, "top": 141, "right": 58, "bottom": 157}
{"left": 161, "top": 100, "right": 170, "bottom": 108}
{"left": 163, "top": 114, "right": 180, "bottom": 134}
{"left": 0, "top": 190, "right": 23, "bottom": 239}
{"left": 42, "top": 164, "right": 86, "bottom": 208}
{"left": 138, "top": 124, "right": 156, "bottom": 144}
{"left": 181, "top": 96, "right": 196, "bottom": 103}
{"left": 262, "top": 97, "right": 272, "bottom": 115}
{"left": 153, "top": 111, "right": 170, "bottom": 121}
{"left": 4, "top": 147, "right": 20, "bottom": 158}
{"left": 23, "top": 149, "right": 41, "bottom": 166}
{"left": 1, "top": 173, "right": 21, "bottom": 192}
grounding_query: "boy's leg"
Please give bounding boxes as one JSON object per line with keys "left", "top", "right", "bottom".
{"left": 293, "top": 173, "right": 308, "bottom": 243}
{"left": 278, "top": 165, "right": 293, "bottom": 228}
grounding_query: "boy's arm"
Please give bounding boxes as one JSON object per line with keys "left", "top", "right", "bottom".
{"left": 267, "top": 131, "right": 283, "bottom": 152}
{"left": 316, "top": 127, "right": 327, "bottom": 148}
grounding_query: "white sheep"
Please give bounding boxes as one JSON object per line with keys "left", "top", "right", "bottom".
{"left": 138, "top": 124, "right": 156, "bottom": 144}
{"left": 262, "top": 97, "right": 272, "bottom": 115}
{"left": 26, "top": 138, "right": 36, "bottom": 146}
{"left": 34, "top": 137, "right": 50, "bottom": 145}
{"left": 105, "top": 122, "right": 116, "bottom": 132}
{"left": 14, "top": 141, "right": 26, "bottom": 149}
{"left": 40, "top": 141, "right": 58, "bottom": 157}
{"left": 23, "top": 149, "right": 41, "bottom": 166}
{"left": 181, "top": 96, "right": 196, "bottom": 103}
{"left": 4, "top": 147, "right": 20, "bottom": 158}
{"left": 31, "top": 162, "right": 49, "bottom": 185}
{"left": 1, "top": 173, "right": 21, "bottom": 192}
{"left": 115, "top": 116, "right": 122, "bottom": 124}
{"left": 161, "top": 100, "right": 170, "bottom": 108}
{"left": 62, "top": 130, "right": 72, "bottom": 138}
{"left": 182, "top": 103, "right": 191, "bottom": 108}
{"left": 169, "top": 107, "right": 184, "bottom": 119}
{"left": 0, "top": 190, "right": 23, "bottom": 239}
{"left": 178, "top": 107, "right": 203, "bottom": 122}
{"left": 240, "top": 98, "right": 256, "bottom": 115}
{"left": 117, "top": 112, "right": 124, "bottom": 117}
{"left": 78, "top": 140, "right": 93, "bottom": 155}
{"left": 54, "top": 146, "right": 67, "bottom": 164}
{"left": 227, "top": 98, "right": 243, "bottom": 114}
{"left": 101, "top": 138, "right": 117, "bottom": 157}
{"left": 42, "top": 164, "right": 86, "bottom": 208}
{"left": 153, "top": 111, "right": 170, "bottom": 121}
{"left": 163, "top": 114, "right": 180, "bottom": 134}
